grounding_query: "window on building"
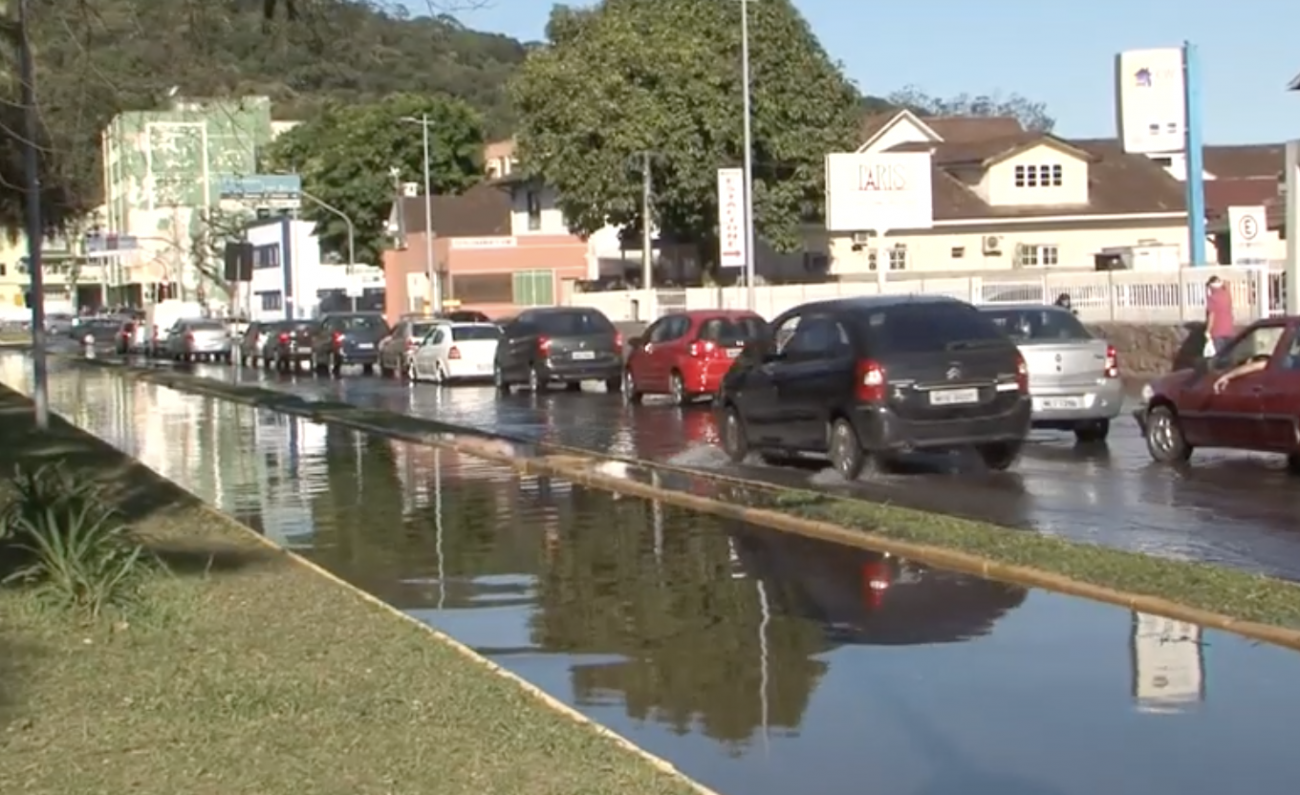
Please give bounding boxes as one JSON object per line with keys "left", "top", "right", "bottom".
{"left": 1015, "top": 244, "right": 1059, "bottom": 267}
{"left": 512, "top": 270, "right": 554, "bottom": 306}
{"left": 1013, "top": 164, "right": 1063, "bottom": 188}
{"left": 259, "top": 291, "right": 283, "bottom": 311}
{"left": 950, "top": 247, "right": 965, "bottom": 259}
{"left": 0, "top": 264, "right": 6, "bottom": 276}
{"left": 450, "top": 273, "right": 513, "bottom": 304}
{"left": 888, "top": 245, "right": 908, "bottom": 271}
{"left": 526, "top": 191, "right": 542, "bottom": 231}
{"left": 867, "top": 249, "right": 878, "bottom": 271}
{"left": 254, "top": 245, "right": 280, "bottom": 269}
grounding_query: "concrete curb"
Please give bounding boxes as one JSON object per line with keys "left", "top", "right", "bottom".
{"left": 62, "top": 355, "right": 1300, "bottom": 653}
{"left": 0, "top": 382, "right": 724, "bottom": 795}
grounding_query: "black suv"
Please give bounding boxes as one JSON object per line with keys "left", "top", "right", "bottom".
{"left": 493, "top": 307, "right": 623, "bottom": 393}
{"left": 715, "top": 295, "right": 1031, "bottom": 479}
{"left": 309, "top": 312, "right": 390, "bottom": 374}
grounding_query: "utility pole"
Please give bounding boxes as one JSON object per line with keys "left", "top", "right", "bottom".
{"left": 15, "top": 0, "right": 49, "bottom": 428}
{"left": 739, "top": 0, "right": 757, "bottom": 311}
{"left": 638, "top": 151, "right": 654, "bottom": 292}
{"left": 400, "top": 115, "right": 439, "bottom": 313}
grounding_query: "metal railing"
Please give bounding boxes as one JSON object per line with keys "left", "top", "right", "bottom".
{"left": 567, "top": 268, "right": 1276, "bottom": 325}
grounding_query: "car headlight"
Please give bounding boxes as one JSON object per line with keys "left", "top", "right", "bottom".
{"left": 1140, "top": 383, "right": 1154, "bottom": 403}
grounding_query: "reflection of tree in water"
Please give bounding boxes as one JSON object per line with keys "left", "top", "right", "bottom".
{"left": 531, "top": 497, "right": 828, "bottom": 746}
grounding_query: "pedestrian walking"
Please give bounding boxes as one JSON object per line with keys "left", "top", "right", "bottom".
{"left": 1205, "top": 275, "right": 1235, "bottom": 357}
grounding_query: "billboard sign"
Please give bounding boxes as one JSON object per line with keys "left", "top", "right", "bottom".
{"left": 1115, "top": 48, "right": 1186, "bottom": 155}
{"left": 717, "top": 167, "right": 747, "bottom": 268}
{"left": 824, "top": 152, "right": 933, "bottom": 233}
{"left": 1227, "top": 205, "right": 1268, "bottom": 266}
{"left": 218, "top": 174, "right": 302, "bottom": 209}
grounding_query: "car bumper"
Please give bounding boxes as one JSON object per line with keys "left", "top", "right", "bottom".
{"left": 275, "top": 346, "right": 315, "bottom": 361}
{"left": 337, "top": 348, "right": 378, "bottom": 364}
{"left": 1028, "top": 379, "right": 1124, "bottom": 426}
{"left": 853, "top": 397, "right": 1033, "bottom": 452}
{"left": 185, "top": 346, "right": 230, "bottom": 356}
{"left": 539, "top": 360, "right": 622, "bottom": 382}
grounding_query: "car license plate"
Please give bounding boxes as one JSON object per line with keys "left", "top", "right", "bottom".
{"left": 726, "top": 348, "right": 741, "bottom": 358}
{"left": 357, "top": 343, "right": 374, "bottom": 349}
{"left": 297, "top": 346, "right": 312, "bottom": 353}
{"left": 1036, "top": 396, "right": 1084, "bottom": 410}
{"left": 929, "top": 388, "right": 979, "bottom": 406}
{"left": 571, "top": 350, "right": 595, "bottom": 360}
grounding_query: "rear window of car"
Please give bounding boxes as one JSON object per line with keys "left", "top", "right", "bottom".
{"left": 981, "top": 308, "right": 1091, "bottom": 342}
{"left": 536, "top": 311, "right": 614, "bottom": 336}
{"left": 333, "top": 315, "right": 387, "bottom": 331}
{"left": 451, "top": 324, "right": 502, "bottom": 342}
{"left": 188, "top": 320, "right": 224, "bottom": 330}
{"left": 864, "top": 303, "right": 1006, "bottom": 354}
{"left": 411, "top": 322, "right": 438, "bottom": 338}
{"left": 697, "top": 315, "right": 767, "bottom": 345}
{"left": 444, "top": 311, "right": 491, "bottom": 323}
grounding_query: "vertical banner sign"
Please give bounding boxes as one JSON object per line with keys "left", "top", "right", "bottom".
{"left": 1227, "top": 205, "right": 1267, "bottom": 266}
{"left": 717, "top": 167, "right": 747, "bottom": 268}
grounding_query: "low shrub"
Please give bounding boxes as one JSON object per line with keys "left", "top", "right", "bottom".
{"left": 0, "top": 464, "right": 150, "bottom": 616}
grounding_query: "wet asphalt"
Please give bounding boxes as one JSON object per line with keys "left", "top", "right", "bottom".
{"left": 145, "top": 356, "right": 1300, "bottom": 583}
{"left": 5, "top": 357, "right": 1300, "bottom": 795}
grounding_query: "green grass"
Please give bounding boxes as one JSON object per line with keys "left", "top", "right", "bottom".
{"left": 0, "top": 388, "right": 706, "bottom": 795}
{"left": 73, "top": 357, "right": 1300, "bottom": 632}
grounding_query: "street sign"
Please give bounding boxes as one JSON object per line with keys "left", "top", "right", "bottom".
{"left": 1227, "top": 205, "right": 1268, "bottom": 266}
{"left": 218, "top": 174, "right": 302, "bottom": 210}
{"left": 716, "top": 167, "right": 746, "bottom": 268}
{"left": 345, "top": 284, "right": 363, "bottom": 298}
{"left": 83, "top": 234, "right": 140, "bottom": 257}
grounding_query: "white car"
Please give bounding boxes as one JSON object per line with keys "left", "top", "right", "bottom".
{"left": 410, "top": 322, "right": 501, "bottom": 383}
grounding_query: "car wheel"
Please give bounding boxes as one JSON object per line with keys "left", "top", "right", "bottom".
{"left": 1145, "top": 406, "right": 1192, "bottom": 464}
{"left": 669, "top": 370, "right": 689, "bottom": 406}
{"left": 431, "top": 361, "right": 447, "bottom": 384}
{"left": 362, "top": 363, "right": 374, "bottom": 375}
{"left": 976, "top": 442, "right": 1021, "bottom": 471}
{"left": 528, "top": 362, "right": 544, "bottom": 392}
{"left": 239, "top": 356, "right": 247, "bottom": 367}
{"left": 494, "top": 362, "right": 511, "bottom": 394}
{"left": 330, "top": 354, "right": 342, "bottom": 375}
{"left": 380, "top": 362, "right": 394, "bottom": 377}
{"left": 622, "top": 368, "right": 642, "bottom": 404}
{"left": 720, "top": 405, "right": 750, "bottom": 463}
{"left": 565, "top": 381, "right": 582, "bottom": 392}
{"left": 1287, "top": 454, "right": 1300, "bottom": 475}
{"left": 312, "top": 355, "right": 328, "bottom": 375}
{"left": 828, "top": 418, "right": 867, "bottom": 480}
{"left": 1073, "top": 419, "right": 1110, "bottom": 444}
{"left": 406, "top": 357, "right": 419, "bottom": 383}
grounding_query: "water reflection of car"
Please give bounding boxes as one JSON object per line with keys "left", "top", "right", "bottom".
{"left": 730, "top": 528, "right": 1027, "bottom": 645}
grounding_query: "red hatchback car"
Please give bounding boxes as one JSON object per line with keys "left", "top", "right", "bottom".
{"left": 623, "top": 310, "right": 766, "bottom": 405}
{"left": 1136, "top": 317, "right": 1300, "bottom": 470}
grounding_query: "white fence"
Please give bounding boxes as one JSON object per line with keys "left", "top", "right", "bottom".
{"left": 565, "top": 268, "right": 1276, "bottom": 325}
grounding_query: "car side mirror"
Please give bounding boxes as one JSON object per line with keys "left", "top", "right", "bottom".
{"left": 627, "top": 336, "right": 643, "bottom": 348}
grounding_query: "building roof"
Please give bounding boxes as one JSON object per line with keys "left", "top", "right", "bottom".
{"left": 392, "top": 182, "right": 511, "bottom": 238}
{"left": 1204, "top": 177, "right": 1278, "bottom": 221}
{"left": 1203, "top": 144, "right": 1284, "bottom": 178}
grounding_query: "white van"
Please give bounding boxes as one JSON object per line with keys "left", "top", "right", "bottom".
{"left": 145, "top": 300, "right": 204, "bottom": 356}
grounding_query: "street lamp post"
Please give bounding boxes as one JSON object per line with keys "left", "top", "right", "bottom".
{"left": 401, "top": 115, "right": 439, "bottom": 314}
{"left": 740, "top": 0, "right": 757, "bottom": 311}
{"left": 301, "top": 189, "right": 358, "bottom": 310}
{"left": 15, "top": 0, "right": 49, "bottom": 428}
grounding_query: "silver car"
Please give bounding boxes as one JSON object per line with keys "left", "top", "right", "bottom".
{"left": 166, "top": 318, "right": 232, "bottom": 363}
{"left": 979, "top": 304, "right": 1122, "bottom": 443}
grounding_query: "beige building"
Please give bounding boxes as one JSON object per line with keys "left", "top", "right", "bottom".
{"left": 827, "top": 110, "right": 1190, "bottom": 275}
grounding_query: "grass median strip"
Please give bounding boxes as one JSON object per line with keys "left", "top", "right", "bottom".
{"left": 66, "top": 357, "right": 1300, "bottom": 631}
{"left": 0, "top": 387, "right": 708, "bottom": 795}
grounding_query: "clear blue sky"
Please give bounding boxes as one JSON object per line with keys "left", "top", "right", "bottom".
{"left": 418, "top": 0, "right": 1300, "bottom": 144}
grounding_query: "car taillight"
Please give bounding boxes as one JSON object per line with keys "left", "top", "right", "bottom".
{"left": 614, "top": 331, "right": 623, "bottom": 349}
{"left": 331, "top": 331, "right": 343, "bottom": 347}
{"left": 854, "top": 359, "right": 886, "bottom": 402}
{"left": 278, "top": 332, "right": 289, "bottom": 343}
{"left": 688, "top": 339, "right": 716, "bottom": 357}
{"left": 1015, "top": 352, "right": 1029, "bottom": 392}
{"left": 1104, "top": 345, "right": 1119, "bottom": 378}
{"left": 448, "top": 346, "right": 461, "bottom": 359}
{"left": 184, "top": 332, "right": 194, "bottom": 342}
{"left": 537, "top": 335, "right": 551, "bottom": 354}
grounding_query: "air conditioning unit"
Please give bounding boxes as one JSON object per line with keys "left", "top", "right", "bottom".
{"left": 982, "top": 235, "right": 1003, "bottom": 255}
{"left": 851, "top": 231, "right": 872, "bottom": 245}
{"left": 401, "top": 182, "right": 420, "bottom": 197}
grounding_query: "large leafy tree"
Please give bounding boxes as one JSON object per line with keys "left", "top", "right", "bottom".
{"left": 261, "top": 93, "right": 485, "bottom": 266}
{"left": 509, "top": 0, "right": 861, "bottom": 265}
{"left": 889, "top": 86, "right": 1056, "bottom": 132}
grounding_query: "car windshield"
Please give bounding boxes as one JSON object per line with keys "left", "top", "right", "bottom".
{"left": 411, "top": 322, "right": 438, "bottom": 339}
{"left": 536, "top": 311, "right": 614, "bottom": 336}
{"left": 451, "top": 324, "right": 502, "bottom": 341}
{"left": 333, "top": 315, "right": 386, "bottom": 331}
{"left": 444, "top": 310, "right": 491, "bottom": 323}
{"left": 864, "top": 303, "right": 1005, "bottom": 354}
{"left": 697, "top": 315, "right": 767, "bottom": 345}
{"left": 981, "top": 308, "right": 1091, "bottom": 342}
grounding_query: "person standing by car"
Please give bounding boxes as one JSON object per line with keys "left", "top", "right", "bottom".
{"left": 1205, "top": 275, "right": 1235, "bottom": 356}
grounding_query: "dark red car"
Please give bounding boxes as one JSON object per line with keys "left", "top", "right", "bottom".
{"left": 1136, "top": 317, "right": 1300, "bottom": 470}
{"left": 622, "top": 310, "right": 766, "bottom": 405}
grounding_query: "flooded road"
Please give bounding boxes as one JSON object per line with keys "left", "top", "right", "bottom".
{"left": 4, "top": 355, "right": 1300, "bottom": 794}
{"left": 148, "top": 357, "right": 1300, "bottom": 581}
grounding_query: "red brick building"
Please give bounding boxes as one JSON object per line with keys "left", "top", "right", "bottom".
{"left": 382, "top": 181, "right": 592, "bottom": 323}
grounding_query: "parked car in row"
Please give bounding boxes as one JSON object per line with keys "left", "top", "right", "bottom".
{"left": 494, "top": 307, "right": 623, "bottom": 393}
{"left": 1136, "top": 317, "right": 1300, "bottom": 471}
{"left": 623, "top": 310, "right": 766, "bottom": 405}
{"left": 715, "top": 295, "right": 1032, "bottom": 480}
{"left": 410, "top": 321, "right": 502, "bottom": 383}
{"left": 378, "top": 316, "right": 443, "bottom": 378}
{"left": 76, "top": 317, "right": 128, "bottom": 355}
{"left": 265, "top": 320, "right": 317, "bottom": 371}
{"left": 165, "top": 318, "right": 232, "bottom": 363}
{"left": 978, "top": 304, "right": 1121, "bottom": 443}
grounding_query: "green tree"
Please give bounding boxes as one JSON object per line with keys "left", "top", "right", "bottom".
{"left": 888, "top": 85, "right": 1056, "bottom": 132}
{"left": 509, "top": 0, "right": 861, "bottom": 267}
{"left": 262, "top": 93, "right": 486, "bottom": 266}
